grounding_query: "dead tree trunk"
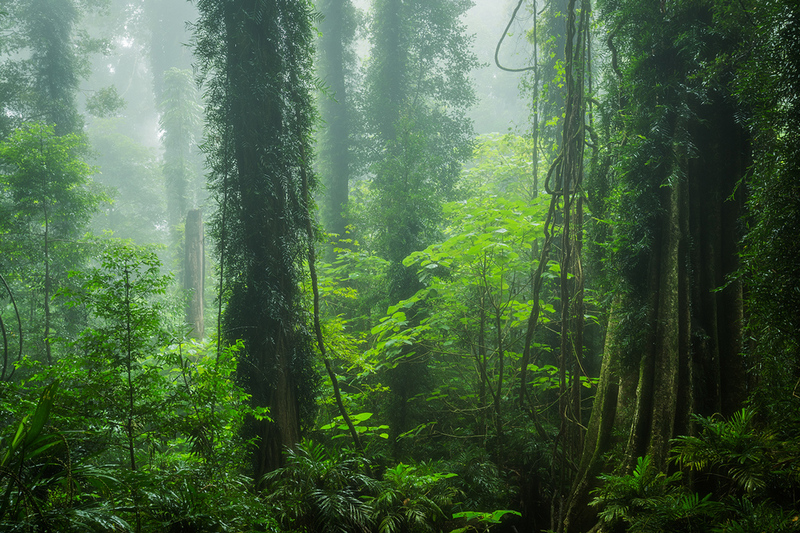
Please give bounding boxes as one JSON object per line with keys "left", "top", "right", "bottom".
{"left": 184, "top": 209, "right": 204, "bottom": 340}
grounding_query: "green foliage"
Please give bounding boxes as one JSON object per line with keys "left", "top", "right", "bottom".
{"left": 0, "top": 0, "right": 86, "bottom": 134}
{"left": 364, "top": 184, "right": 555, "bottom": 443}
{"left": 0, "top": 381, "right": 131, "bottom": 532}
{"left": 63, "top": 242, "right": 170, "bottom": 364}
{"left": 1, "top": 381, "right": 59, "bottom": 474}
{"left": 85, "top": 86, "right": 126, "bottom": 118}
{"left": 462, "top": 133, "right": 538, "bottom": 200}
{"left": 591, "top": 410, "right": 800, "bottom": 532}
{"left": 139, "top": 468, "right": 276, "bottom": 533}
{"left": 591, "top": 455, "right": 704, "bottom": 531}
{"left": 731, "top": 0, "right": 800, "bottom": 433}
{"left": 317, "top": 239, "right": 390, "bottom": 333}
{"left": 264, "top": 440, "right": 464, "bottom": 533}
{"left": 450, "top": 509, "right": 522, "bottom": 531}
{"left": 371, "top": 462, "right": 460, "bottom": 533}
{"left": 87, "top": 118, "right": 167, "bottom": 246}
{"left": 320, "top": 411, "right": 390, "bottom": 442}
{"left": 156, "top": 339, "right": 250, "bottom": 465}
{"left": 672, "top": 409, "right": 777, "bottom": 494}
{"left": 444, "top": 448, "right": 510, "bottom": 515}
{"left": 0, "top": 242, "right": 271, "bottom": 531}
{"left": 0, "top": 122, "right": 102, "bottom": 358}
{"left": 0, "top": 122, "right": 98, "bottom": 238}
{"left": 673, "top": 409, "right": 800, "bottom": 504}
{"left": 355, "top": 0, "right": 482, "bottom": 457}
{"left": 362, "top": 0, "right": 479, "bottom": 283}
{"left": 264, "top": 440, "right": 377, "bottom": 532}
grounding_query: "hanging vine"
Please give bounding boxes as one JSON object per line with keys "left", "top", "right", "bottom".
{"left": 0, "top": 271, "right": 23, "bottom": 381}
{"left": 552, "top": 0, "right": 591, "bottom": 529}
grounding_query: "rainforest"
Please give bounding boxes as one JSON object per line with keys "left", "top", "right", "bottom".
{"left": 0, "top": 0, "right": 798, "bottom": 532}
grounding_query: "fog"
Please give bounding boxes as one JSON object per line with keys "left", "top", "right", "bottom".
{"left": 70, "top": 0, "right": 534, "bottom": 249}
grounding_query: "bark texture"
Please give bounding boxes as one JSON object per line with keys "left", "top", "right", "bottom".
{"left": 562, "top": 4, "right": 749, "bottom": 529}
{"left": 195, "top": 0, "right": 318, "bottom": 482}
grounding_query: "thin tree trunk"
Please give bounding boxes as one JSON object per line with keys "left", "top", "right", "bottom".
{"left": 478, "top": 293, "right": 488, "bottom": 439}
{"left": 43, "top": 200, "right": 51, "bottom": 365}
{"left": 124, "top": 267, "right": 136, "bottom": 472}
{"left": 494, "top": 306, "right": 504, "bottom": 440}
{"left": 184, "top": 209, "right": 204, "bottom": 340}
{"left": 300, "top": 137, "right": 365, "bottom": 456}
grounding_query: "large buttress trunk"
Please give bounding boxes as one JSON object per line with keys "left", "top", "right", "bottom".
{"left": 563, "top": 98, "right": 747, "bottom": 532}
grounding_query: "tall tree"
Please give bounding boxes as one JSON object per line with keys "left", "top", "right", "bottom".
{"left": 0, "top": 0, "right": 90, "bottom": 134}
{"left": 0, "top": 0, "right": 98, "bottom": 363}
{"left": 364, "top": 0, "right": 478, "bottom": 299}
{"left": 316, "top": 0, "right": 358, "bottom": 246}
{"left": 563, "top": 1, "right": 750, "bottom": 530}
{"left": 145, "top": 0, "right": 204, "bottom": 249}
{"left": 0, "top": 124, "right": 99, "bottom": 363}
{"left": 362, "top": 0, "right": 478, "bottom": 455}
{"left": 731, "top": 0, "right": 800, "bottom": 432}
{"left": 23, "top": 0, "right": 83, "bottom": 134}
{"left": 144, "top": 0, "right": 196, "bottom": 105}
{"left": 193, "top": 0, "right": 318, "bottom": 482}
{"left": 159, "top": 67, "right": 203, "bottom": 240}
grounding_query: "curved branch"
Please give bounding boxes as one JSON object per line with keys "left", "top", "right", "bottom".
{"left": 0, "top": 271, "right": 23, "bottom": 381}
{"left": 606, "top": 26, "right": 622, "bottom": 80}
{"left": 1, "top": 314, "right": 7, "bottom": 381}
{"left": 518, "top": 192, "right": 559, "bottom": 407}
{"left": 298, "top": 127, "right": 365, "bottom": 457}
{"left": 495, "top": 0, "right": 537, "bottom": 73}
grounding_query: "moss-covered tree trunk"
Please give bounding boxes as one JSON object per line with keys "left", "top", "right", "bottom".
{"left": 194, "top": 0, "right": 318, "bottom": 483}
{"left": 562, "top": 3, "right": 749, "bottom": 531}
{"left": 564, "top": 126, "right": 746, "bottom": 532}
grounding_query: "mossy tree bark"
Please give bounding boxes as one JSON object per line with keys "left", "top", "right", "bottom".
{"left": 562, "top": 3, "right": 749, "bottom": 531}
{"left": 194, "top": 0, "right": 319, "bottom": 483}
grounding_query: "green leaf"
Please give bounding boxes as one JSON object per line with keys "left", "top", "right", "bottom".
{"left": 24, "top": 381, "right": 59, "bottom": 447}
{"left": 351, "top": 412, "right": 373, "bottom": 423}
{"left": 2, "top": 418, "right": 28, "bottom": 468}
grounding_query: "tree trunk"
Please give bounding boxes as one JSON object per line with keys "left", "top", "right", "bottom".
{"left": 195, "top": 0, "right": 318, "bottom": 484}
{"left": 562, "top": 300, "right": 622, "bottom": 532}
{"left": 562, "top": 90, "right": 748, "bottom": 533}
{"left": 645, "top": 175, "right": 682, "bottom": 469}
{"left": 184, "top": 209, "right": 204, "bottom": 340}
{"left": 317, "top": 0, "right": 354, "bottom": 247}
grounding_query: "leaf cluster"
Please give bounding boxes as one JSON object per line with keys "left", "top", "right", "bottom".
{"left": 264, "top": 439, "right": 468, "bottom": 533}
{"left": 591, "top": 410, "right": 800, "bottom": 532}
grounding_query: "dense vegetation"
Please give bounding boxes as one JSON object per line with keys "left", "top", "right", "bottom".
{"left": 0, "top": 0, "right": 798, "bottom": 532}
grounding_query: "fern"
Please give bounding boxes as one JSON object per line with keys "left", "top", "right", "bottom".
{"left": 263, "top": 440, "right": 376, "bottom": 532}
{"left": 591, "top": 409, "right": 800, "bottom": 532}
{"left": 672, "top": 408, "right": 777, "bottom": 495}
